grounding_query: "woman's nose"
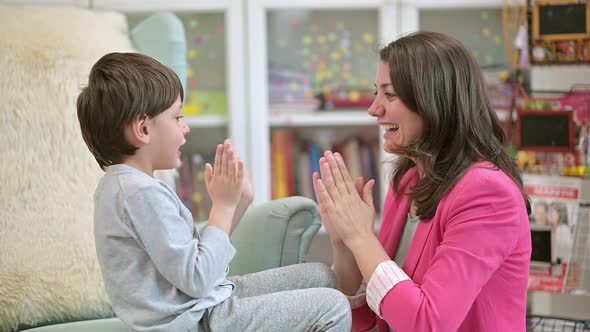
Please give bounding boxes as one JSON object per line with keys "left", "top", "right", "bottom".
{"left": 368, "top": 99, "right": 383, "bottom": 117}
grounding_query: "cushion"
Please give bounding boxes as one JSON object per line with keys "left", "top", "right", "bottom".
{"left": 130, "top": 12, "right": 188, "bottom": 96}
{"left": 0, "top": 5, "right": 135, "bottom": 331}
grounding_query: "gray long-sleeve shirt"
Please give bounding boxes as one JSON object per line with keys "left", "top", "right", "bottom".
{"left": 94, "top": 164, "right": 236, "bottom": 332}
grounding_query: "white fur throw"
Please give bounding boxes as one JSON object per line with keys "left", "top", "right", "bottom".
{"left": 0, "top": 5, "right": 135, "bottom": 331}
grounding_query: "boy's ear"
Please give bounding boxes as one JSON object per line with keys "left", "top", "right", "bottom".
{"left": 127, "top": 116, "right": 151, "bottom": 145}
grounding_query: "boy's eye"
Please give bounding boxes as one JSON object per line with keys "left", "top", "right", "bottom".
{"left": 372, "top": 91, "right": 377, "bottom": 96}
{"left": 176, "top": 115, "right": 184, "bottom": 121}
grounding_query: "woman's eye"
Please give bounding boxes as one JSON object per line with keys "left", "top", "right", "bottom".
{"left": 385, "top": 93, "right": 397, "bottom": 99}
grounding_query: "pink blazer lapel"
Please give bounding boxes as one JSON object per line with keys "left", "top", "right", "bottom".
{"left": 379, "top": 168, "right": 435, "bottom": 278}
{"left": 378, "top": 169, "right": 418, "bottom": 263}
{"left": 379, "top": 191, "right": 411, "bottom": 258}
{"left": 402, "top": 215, "right": 435, "bottom": 277}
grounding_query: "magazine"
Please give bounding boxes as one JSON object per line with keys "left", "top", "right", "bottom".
{"left": 525, "top": 174, "right": 580, "bottom": 264}
{"left": 524, "top": 174, "right": 590, "bottom": 293}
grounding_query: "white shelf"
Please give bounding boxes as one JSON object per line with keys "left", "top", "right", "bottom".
{"left": 404, "top": 0, "right": 507, "bottom": 8}
{"left": 0, "top": 0, "right": 88, "bottom": 6}
{"left": 92, "top": 0, "right": 235, "bottom": 11}
{"left": 270, "top": 111, "right": 377, "bottom": 127}
{"left": 184, "top": 115, "right": 227, "bottom": 128}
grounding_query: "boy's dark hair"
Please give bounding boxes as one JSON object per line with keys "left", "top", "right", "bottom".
{"left": 77, "top": 52, "right": 184, "bottom": 171}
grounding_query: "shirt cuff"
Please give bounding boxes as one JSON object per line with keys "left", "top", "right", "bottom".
{"left": 366, "top": 260, "right": 410, "bottom": 318}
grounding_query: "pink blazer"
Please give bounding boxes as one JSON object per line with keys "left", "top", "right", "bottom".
{"left": 352, "top": 161, "right": 531, "bottom": 332}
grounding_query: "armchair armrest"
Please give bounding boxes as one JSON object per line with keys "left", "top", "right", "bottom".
{"left": 228, "top": 196, "right": 321, "bottom": 276}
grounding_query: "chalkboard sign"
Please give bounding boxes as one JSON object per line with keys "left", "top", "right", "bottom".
{"left": 533, "top": 1, "right": 590, "bottom": 41}
{"left": 531, "top": 229, "right": 552, "bottom": 263}
{"left": 517, "top": 110, "right": 575, "bottom": 152}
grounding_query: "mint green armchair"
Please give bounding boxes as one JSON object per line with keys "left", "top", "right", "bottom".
{"left": 20, "top": 197, "right": 321, "bottom": 331}
{"left": 229, "top": 196, "right": 321, "bottom": 276}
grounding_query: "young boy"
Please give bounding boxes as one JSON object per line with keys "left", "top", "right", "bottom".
{"left": 77, "top": 52, "right": 351, "bottom": 332}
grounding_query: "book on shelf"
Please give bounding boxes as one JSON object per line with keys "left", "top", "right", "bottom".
{"left": 190, "top": 154, "right": 211, "bottom": 222}
{"left": 308, "top": 143, "right": 323, "bottom": 201}
{"left": 270, "top": 129, "right": 380, "bottom": 212}
{"left": 296, "top": 149, "right": 313, "bottom": 199}
{"left": 341, "top": 138, "right": 362, "bottom": 180}
{"left": 271, "top": 130, "right": 293, "bottom": 199}
{"left": 177, "top": 155, "right": 194, "bottom": 214}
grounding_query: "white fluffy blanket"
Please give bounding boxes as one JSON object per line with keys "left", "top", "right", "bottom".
{"left": 0, "top": 5, "right": 135, "bottom": 331}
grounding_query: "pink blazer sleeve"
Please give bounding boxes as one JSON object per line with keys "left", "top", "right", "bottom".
{"left": 352, "top": 304, "right": 378, "bottom": 332}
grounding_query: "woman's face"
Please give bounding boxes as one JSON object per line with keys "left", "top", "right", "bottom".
{"left": 547, "top": 207, "right": 560, "bottom": 226}
{"left": 368, "top": 62, "right": 424, "bottom": 154}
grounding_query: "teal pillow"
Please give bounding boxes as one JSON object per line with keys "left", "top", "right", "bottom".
{"left": 130, "top": 12, "right": 188, "bottom": 96}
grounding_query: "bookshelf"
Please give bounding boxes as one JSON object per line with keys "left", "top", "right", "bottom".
{"left": 270, "top": 111, "right": 375, "bottom": 127}
{"left": 247, "top": 0, "right": 401, "bottom": 212}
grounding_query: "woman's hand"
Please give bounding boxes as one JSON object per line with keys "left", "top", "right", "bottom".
{"left": 312, "top": 151, "right": 376, "bottom": 248}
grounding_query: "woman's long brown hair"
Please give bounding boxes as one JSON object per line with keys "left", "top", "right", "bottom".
{"left": 381, "top": 31, "right": 530, "bottom": 219}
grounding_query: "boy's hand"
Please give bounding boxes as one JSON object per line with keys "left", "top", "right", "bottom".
{"left": 205, "top": 139, "right": 243, "bottom": 209}
{"left": 205, "top": 139, "right": 244, "bottom": 234}
{"left": 240, "top": 168, "right": 254, "bottom": 205}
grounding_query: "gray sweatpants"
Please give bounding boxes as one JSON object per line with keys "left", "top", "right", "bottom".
{"left": 198, "top": 262, "right": 352, "bottom": 332}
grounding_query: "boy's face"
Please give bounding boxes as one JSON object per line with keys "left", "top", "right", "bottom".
{"left": 148, "top": 96, "right": 188, "bottom": 171}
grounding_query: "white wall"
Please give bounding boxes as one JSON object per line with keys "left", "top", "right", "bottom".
{"left": 530, "top": 65, "right": 590, "bottom": 91}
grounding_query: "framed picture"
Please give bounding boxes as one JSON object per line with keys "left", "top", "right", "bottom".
{"left": 532, "top": 0, "right": 590, "bottom": 42}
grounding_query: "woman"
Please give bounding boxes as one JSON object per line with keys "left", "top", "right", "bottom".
{"left": 313, "top": 31, "right": 532, "bottom": 331}
{"left": 532, "top": 201, "right": 549, "bottom": 225}
{"left": 547, "top": 201, "right": 573, "bottom": 262}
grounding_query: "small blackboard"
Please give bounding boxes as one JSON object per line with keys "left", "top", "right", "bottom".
{"left": 533, "top": 1, "right": 589, "bottom": 41}
{"left": 531, "top": 229, "right": 552, "bottom": 263}
{"left": 517, "top": 110, "right": 575, "bottom": 152}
